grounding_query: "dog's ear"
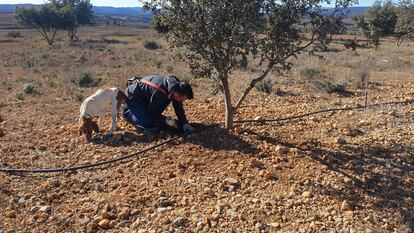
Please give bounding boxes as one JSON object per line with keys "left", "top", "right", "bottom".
{"left": 78, "top": 119, "right": 86, "bottom": 136}
{"left": 91, "top": 121, "right": 99, "bottom": 133}
{"left": 81, "top": 118, "right": 93, "bottom": 142}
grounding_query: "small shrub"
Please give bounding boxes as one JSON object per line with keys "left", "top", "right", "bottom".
{"left": 102, "top": 39, "right": 127, "bottom": 44}
{"left": 7, "top": 31, "right": 22, "bottom": 38}
{"left": 313, "top": 79, "right": 330, "bottom": 92}
{"left": 72, "top": 73, "right": 101, "bottom": 87}
{"left": 328, "top": 80, "right": 348, "bottom": 94}
{"left": 353, "top": 70, "right": 369, "bottom": 89}
{"left": 343, "top": 39, "right": 358, "bottom": 51}
{"left": 143, "top": 40, "right": 161, "bottom": 50}
{"left": 48, "top": 80, "right": 57, "bottom": 88}
{"left": 314, "top": 45, "right": 342, "bottom": 53}
{"left": 255, "top": 79, "right": 273, "bottom": 94}
{"left": 24, "top": 57, "right": 37, "bottom": 69}
{"left": 15, "top": 92, "right": 24, "bottom": 100}
{"left": 165, "top": 65, "right": 174, "bottom": 73}
{"left": 313, "top": 79, "right": 350, "bottom": 95}
{"left": 23, "top": 83, "right": 35, "bottom": 94}
{"left": 298, "top": 65, "right": 323, "bottom": 79}
{"left": 274, "top": 87, "right": 298, "bottom": 97}
{"left": 153, "top": 59, "right": 162, "bottom": 68}
{"left": 74, "top": 91, "right": 84, "bottom": 102}
{"left": 2, "top": 80, "right": 13, "bottom": 90}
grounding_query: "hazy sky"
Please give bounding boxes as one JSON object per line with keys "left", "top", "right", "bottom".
{"left": 0, "top": 0, "right": 390, "bottom": 7}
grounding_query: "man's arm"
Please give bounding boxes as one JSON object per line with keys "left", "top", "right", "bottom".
{"left": 173, "top": 100, "right": 189, "bottom": 125}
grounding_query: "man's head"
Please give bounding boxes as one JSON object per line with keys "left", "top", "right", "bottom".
{"left": 173, "top": 82, "right": 193, "bottom": 101}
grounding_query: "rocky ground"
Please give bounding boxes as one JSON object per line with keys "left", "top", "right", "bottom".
{"left": 1, "top": 27, "right": 414, "bottom": 233}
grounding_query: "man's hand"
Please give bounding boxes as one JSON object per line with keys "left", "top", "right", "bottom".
{"left": 183, "top": 124, "right": 195, "bottom": 132}
{"left": 166, "top": 117, "right": 178, "bottom": 128}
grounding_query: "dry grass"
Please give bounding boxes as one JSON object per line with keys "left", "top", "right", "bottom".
{"left": 0, "top": 25, "right": 413, "bottom": 113}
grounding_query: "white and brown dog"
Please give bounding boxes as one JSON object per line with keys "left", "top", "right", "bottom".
{"left": 78, "top": 88, "right": 127, "bottom": 141}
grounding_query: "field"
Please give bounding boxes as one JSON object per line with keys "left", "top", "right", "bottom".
{"left": 0, "top": 21, "right": 414, "bottom": 232}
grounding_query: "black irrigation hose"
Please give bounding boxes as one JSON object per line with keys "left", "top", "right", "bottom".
{"left": 0, "top": 99, "right": 412, "bottom": 174}
{"left": 234, "top": 99, "right": 414, "bottom": 124}
{"left": 0, "top": 124, "right": 219, "bottom": 174}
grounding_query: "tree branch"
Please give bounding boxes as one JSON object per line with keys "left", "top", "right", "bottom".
{"left": 233, "top": 60, "right": 274, "bottom": 110}
{"left": 233, "top": 30, "right": 317, "bottom": 111}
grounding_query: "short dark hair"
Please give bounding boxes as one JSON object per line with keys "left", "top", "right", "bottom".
{"left": 178, "top": 82, "right": 193, "bottom": 99}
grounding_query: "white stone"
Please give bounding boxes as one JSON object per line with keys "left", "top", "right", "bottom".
{"left": 39, "top": 206, "right": 51, "bottom": 213}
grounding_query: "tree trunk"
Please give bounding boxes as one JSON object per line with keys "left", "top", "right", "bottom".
{"left": 51, "top": 29, "right": 56, "bottom": 45}
{"left": 68, "top": 27, "right": 78, "bottom": 41}
{"left": 39, "top": 28, "right": 53, "bottom": 46}
{"left": 45, "top": 29, "right": 56, "bottom": 46}
{"left": 45, "top": 34, "right": 53, "bottom": 45}
{"left": 46, "top": 39, "right": 52, "bottom": 45}
{"left": 68, "top": 30, "right": 74, "bottom": 41}
{"left": 220, "top": 74, "right": 234, "bottom": 130}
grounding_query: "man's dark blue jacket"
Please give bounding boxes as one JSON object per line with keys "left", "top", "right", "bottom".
{"left": 125, "top": 75, "right": 188, "bottom": 126}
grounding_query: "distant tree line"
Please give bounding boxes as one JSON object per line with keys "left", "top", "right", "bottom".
{"left": 353, "top": 0, "right": 414, "bottom": 49}
{"left": 15, "top": 0, "right": 93, "bottom": 45}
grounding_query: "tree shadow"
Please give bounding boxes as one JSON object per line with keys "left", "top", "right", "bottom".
{"left": 184, "top": 123, "right": 259, "bottom": 155}
{"left": 89, "top": 123, "right": 259, "bottom": 155}
{"left": 243, "top": 129, "right": 414, "bottom": 230}
{"left": 305, "top": 142, "right": 414, "bottom": 230}
{"left": 297, "top": 140, "right": 413, "bottom": 229}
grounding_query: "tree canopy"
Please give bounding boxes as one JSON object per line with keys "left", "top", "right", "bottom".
{"left": 353, "top": 0, "right": 398, "bottom": 49}
{"left": 15, "top": 0, "right": 93, "bottom": 44}
{"left": 141, "top": 0, "right": 356, "bottom": 129}
{"left": 16, "top": 3, "right": 63, "bottom": 45}
{"left": 51, "top": 0, "right": 93, "bottom": 41}
{"left": 395, "top": 0, "right": 414, "bottom": 45}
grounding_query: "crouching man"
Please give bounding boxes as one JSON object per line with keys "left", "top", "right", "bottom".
{"left": 122, "top": 75, "right": 195, "bottom": 133}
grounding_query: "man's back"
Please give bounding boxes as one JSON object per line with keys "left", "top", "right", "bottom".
{"left": 123, "top": 75, "right": 188, "bottom": 126}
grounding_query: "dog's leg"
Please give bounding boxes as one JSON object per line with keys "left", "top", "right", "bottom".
{"left": 98, "top": 113, "right": 104, "bottom": 131}
{"left": 109, "top": 100, "right": 118, "bottom": 134}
